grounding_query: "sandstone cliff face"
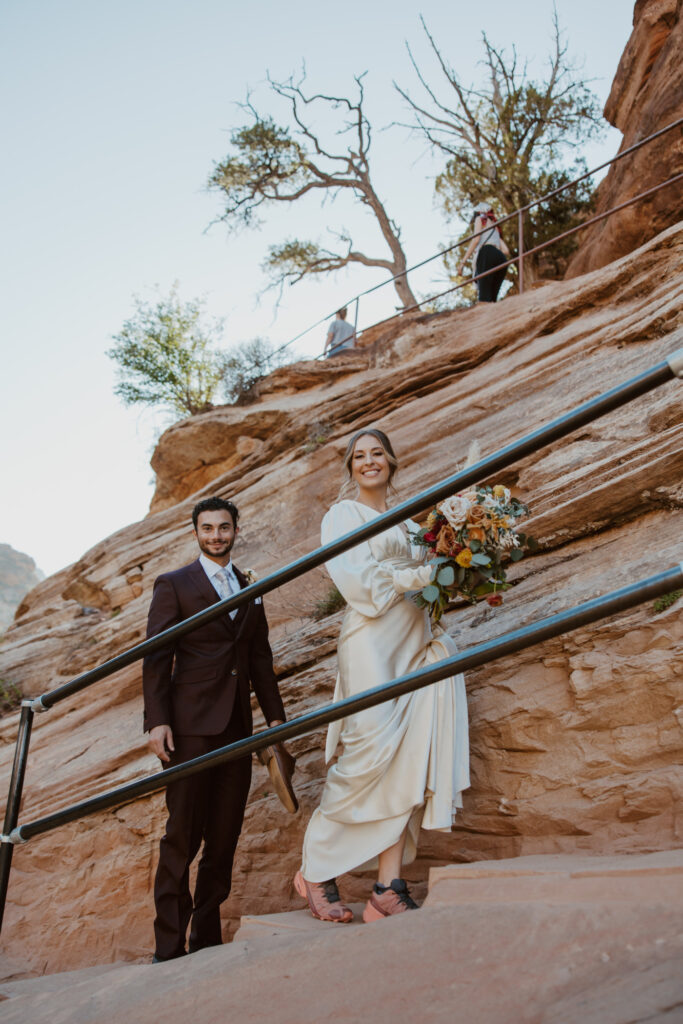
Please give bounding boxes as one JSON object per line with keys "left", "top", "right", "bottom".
{"left": 566, "top": 0, "right": 683, "bottom": 277}
{"left": 0, "top": 220, "right": 681, "bottom": 978}
{"left": 0, "top": 544, "right": 43, "bottom": 634}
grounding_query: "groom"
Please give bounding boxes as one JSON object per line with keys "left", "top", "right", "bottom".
{"left": 143, "top": 496, "right": 296, "bottom": 962}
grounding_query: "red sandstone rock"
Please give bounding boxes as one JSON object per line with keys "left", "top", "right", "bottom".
{"left": 565, "top": 0, "right": 683, "bottom": 277}
{"left": 0, "top": 225, "right": 681, "bottom": 977}
{"left": 0, "top": 851, "right": 681, "bottom": 1023}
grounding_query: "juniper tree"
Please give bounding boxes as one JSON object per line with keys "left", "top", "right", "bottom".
{"left": 208, "top": 73, "right": 417, "bottom": 309}
{"left": 397, "top": 12, "right": 603, "bottom": 284}
{"left": 108, "top": 286, "right": 223, "bottom": 418}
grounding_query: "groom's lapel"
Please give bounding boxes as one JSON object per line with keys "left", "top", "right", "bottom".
{"left": 186, "top": 560, "right": 235, "bottom": 634}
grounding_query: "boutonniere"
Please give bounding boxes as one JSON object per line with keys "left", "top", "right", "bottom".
{"left": 242, "top": 568, "right": 258, "bottom": 585}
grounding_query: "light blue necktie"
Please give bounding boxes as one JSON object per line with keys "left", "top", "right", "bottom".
{"left": 215, "top": 567, "right": 238, "bottom": 619}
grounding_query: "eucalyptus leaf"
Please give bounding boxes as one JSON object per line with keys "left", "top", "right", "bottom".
{"left": 437, "top": 565, "right": 455, "bottom": 586}
{"left": 510, "top": 548, "right": 524, "bottom": 561}
{"left": 471, "top": 552, "right": 492, "bottom": 566}
{"left": 421, "top": 584, "right": 440, "bottom": 603}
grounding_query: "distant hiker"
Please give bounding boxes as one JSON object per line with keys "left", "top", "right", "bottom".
{"left": 142, "top": 496, "right": 297, "bottom": 963}
{"left": 457, "top": 202, "right": 511, "bottom": 303}
{"left": 324, "top": 307, "right": 356, "bottom": 357}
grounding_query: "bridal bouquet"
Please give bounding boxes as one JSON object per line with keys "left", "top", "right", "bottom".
{"left": 411, "top": 485, "right": 536, "bottom": 620}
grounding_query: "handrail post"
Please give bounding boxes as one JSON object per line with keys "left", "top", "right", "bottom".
{"left": 0, "top": 702, "right": 34, "bottom": 932}
{"left": 517, "top": 209, "right": 524, "bottom": 293}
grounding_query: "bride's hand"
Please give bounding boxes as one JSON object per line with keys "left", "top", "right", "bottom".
{"left": 392, "top": 563, "right": 434, "bottom": 594}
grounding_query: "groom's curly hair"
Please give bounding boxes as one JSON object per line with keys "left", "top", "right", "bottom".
{"left": 192, "top": 497, "right": 239, "bottom": 530}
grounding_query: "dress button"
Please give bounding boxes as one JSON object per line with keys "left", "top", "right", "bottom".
{"left": 231, "top": 668, "right": 237, "bottom": 676}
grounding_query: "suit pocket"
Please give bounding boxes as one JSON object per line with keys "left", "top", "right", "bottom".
{"left": 173, "top": 666, "right": 219, "bottom": 684}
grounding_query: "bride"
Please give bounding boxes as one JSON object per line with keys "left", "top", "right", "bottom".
{"left": 294, "top": 428, "right": 469, "bottom": 923}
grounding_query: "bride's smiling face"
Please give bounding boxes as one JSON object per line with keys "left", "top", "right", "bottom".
{"left": 351, "top": 434, "right": 391, "bottom": 491}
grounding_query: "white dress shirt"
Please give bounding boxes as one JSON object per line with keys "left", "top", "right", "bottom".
{"left": 199, "top": 553, "right": 241, "bottom": 617}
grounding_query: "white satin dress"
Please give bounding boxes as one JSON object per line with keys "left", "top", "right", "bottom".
{"left": 301, "top": 499, "right": 470, "bottom": 882}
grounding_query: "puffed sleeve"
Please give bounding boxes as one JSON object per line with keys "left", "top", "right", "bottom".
{"left": 321, "top": 502, "right": 433, "bottom": 618}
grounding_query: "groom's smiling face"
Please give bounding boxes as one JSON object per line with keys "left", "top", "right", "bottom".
{"left": 194, "top": 509, "right": 238, "bottom": 562}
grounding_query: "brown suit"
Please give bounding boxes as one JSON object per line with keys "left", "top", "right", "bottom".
{"left": 143, "top": 558, "right": 285, "bottom": 960}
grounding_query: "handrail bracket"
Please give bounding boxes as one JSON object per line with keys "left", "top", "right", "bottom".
{"left": 22, "top": 697, "right": 48, "bottom": 714}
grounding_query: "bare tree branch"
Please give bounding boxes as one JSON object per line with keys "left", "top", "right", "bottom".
{"left": 396, "top": 7, "right": 604, "bottom": 285}
{"left": 209, "top": 70, "right": 417, "bottom": 308}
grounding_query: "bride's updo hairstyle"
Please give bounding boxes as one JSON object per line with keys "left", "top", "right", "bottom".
{"left": 338, "top": 428, "right": 399, "bottom": 500}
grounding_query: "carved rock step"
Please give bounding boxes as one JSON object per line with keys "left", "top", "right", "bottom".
{"left": 0, "top": 852, "right": 681, "bottom": 1023}
{"left": 425, "top": 848, "right": 683, "bottom": 907}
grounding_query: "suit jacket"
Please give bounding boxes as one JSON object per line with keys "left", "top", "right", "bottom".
{"left": 142, "top": 559, "right": 285, "bottom": 737}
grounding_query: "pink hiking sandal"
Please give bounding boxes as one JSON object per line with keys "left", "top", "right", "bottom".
{"left": 362, "top": 878, "right": 419, "bottom": 922}
{"left": 294, "top": 870, "right": 354, "bottom": 923}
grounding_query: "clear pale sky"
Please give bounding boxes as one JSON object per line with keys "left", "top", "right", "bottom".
{"left": 0, "top": 0, "right": 633, "bottom": 576}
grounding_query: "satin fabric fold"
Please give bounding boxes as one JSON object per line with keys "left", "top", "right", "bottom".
{"left": 301, "top": 500, "right": 469, "bottom": 882}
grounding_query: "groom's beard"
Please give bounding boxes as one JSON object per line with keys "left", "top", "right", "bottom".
{"left": 198, "top": 537, "right": 235, "bottom": 559}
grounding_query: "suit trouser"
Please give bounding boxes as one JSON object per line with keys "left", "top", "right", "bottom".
{"left": 153, "top": 710, "right": 252, "bottom": 959}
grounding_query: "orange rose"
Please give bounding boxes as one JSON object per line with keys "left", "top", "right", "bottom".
{"left": 455, "top": 548, "right": 473, "bottom": 568}
{"left": 435, "top": 524, "right": 458, "bottom": 555}
{"left": 467, "top": 526, "right": 486, "bottom": 544}
{"left": 467, "top": 504, "right": 490, "bottom": 527}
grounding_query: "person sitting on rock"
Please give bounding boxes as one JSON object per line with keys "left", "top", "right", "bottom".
{"left": 324, "top": 307, "right": 356, "bottom": 357}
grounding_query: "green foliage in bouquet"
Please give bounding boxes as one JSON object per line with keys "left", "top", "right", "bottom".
{"left": 410, "top": 484, "right": 537, "bottom": 621}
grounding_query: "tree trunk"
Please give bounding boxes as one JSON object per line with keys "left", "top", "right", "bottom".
{"left": 359, "top": 173, "right": 418, "bottom": 309}
{"left": 390, "top": 255, "right": 418, "bottom": 309}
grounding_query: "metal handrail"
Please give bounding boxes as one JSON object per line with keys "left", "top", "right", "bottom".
{"left": 0, "top": 348, "right": 681, "bottom": 932}
{"left": 391, "top": 171, "right": 683, "bottom": 319}
{"left": 7, "top": 564, "right": 682, "bottom": 846}
{"left": 271, "top": 115, "right": 683, "bottom": 358}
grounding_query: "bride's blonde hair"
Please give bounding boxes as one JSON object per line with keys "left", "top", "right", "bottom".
{"left": 338, "top": 428, "right": 399, "bottom": 501}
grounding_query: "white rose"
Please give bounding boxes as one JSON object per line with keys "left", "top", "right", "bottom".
{"left": 438, "top": 495, "right": 472, "bottom": 529}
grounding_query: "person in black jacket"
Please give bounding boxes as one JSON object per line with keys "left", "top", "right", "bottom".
{"left": 457, "top": 202, "right": 512, "bottom": 302}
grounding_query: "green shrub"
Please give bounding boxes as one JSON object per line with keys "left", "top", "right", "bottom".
{"left": 303, "top": 421, "right": 332, "bottom": 452}
{"left": 312, "top": 586, "right": 346, "bottom": 620}
{"left": 0, "top": 679, "right": 22, "bottom": 716}
{"left": 219, "top": 338, "right": 288, "bottom": 405}
{"left": 653, "top": 590, "right": 682, "bottom": 614}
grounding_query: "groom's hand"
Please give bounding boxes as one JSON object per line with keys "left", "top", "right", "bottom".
{"left": 149, "top": 724, "right": 175, "bottom": 763}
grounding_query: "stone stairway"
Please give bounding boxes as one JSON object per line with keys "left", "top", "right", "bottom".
{"left": 0, "top": 850, "right": 681, "bottom": 1023}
